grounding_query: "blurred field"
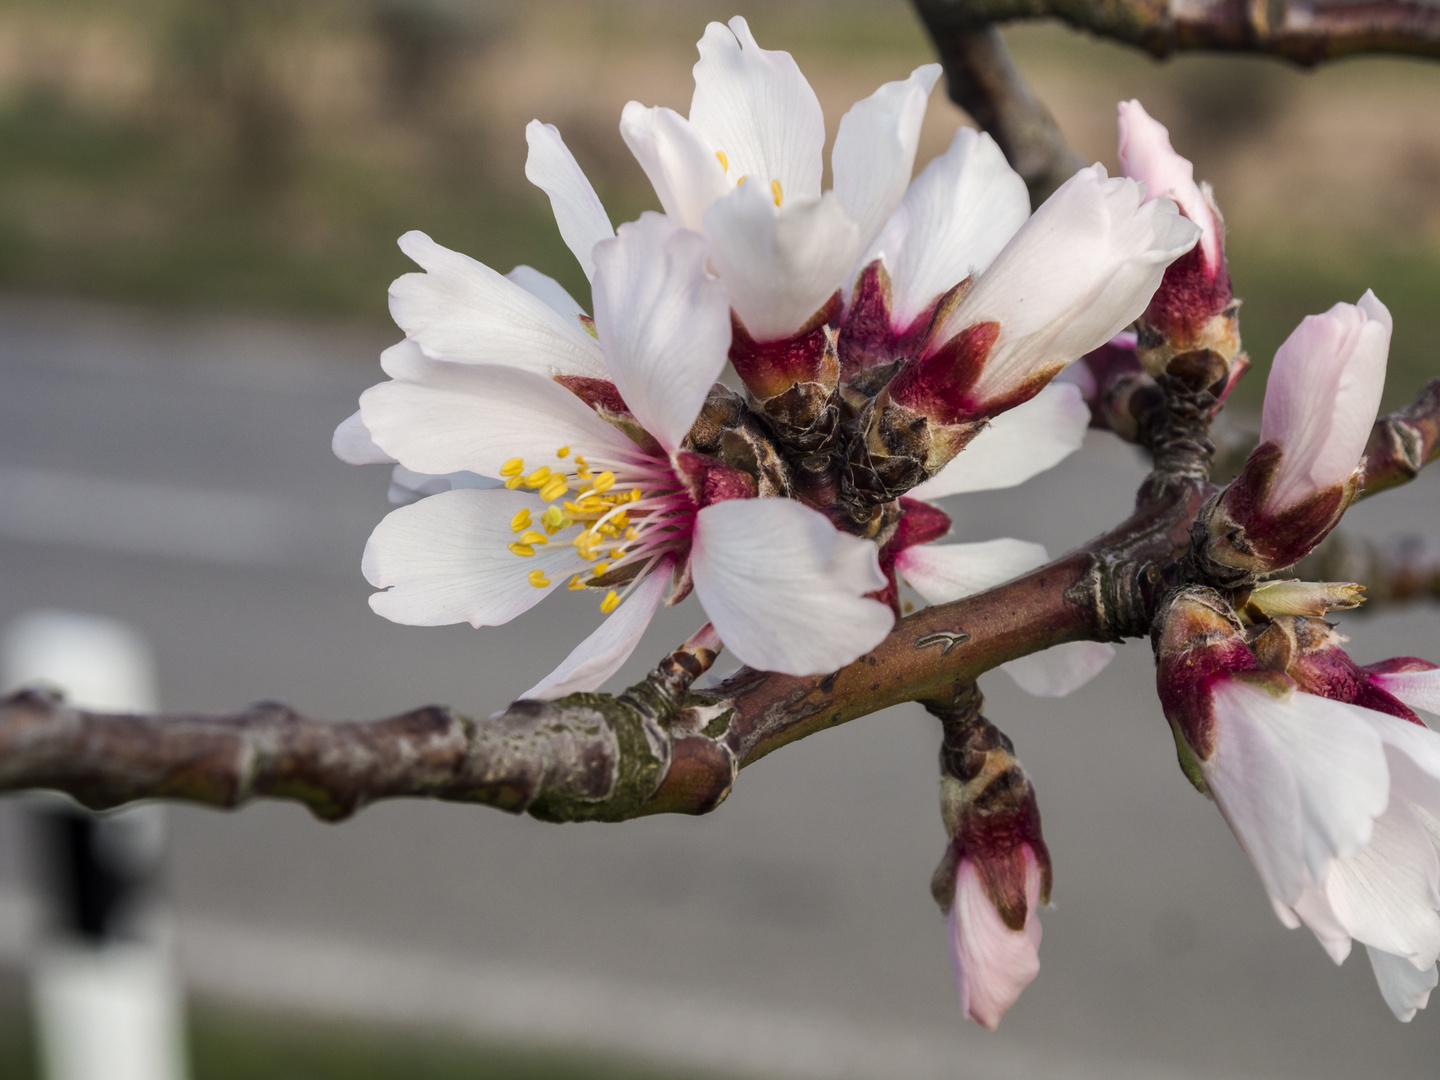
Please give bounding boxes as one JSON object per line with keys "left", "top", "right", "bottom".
{"left": 0, "top": 0, "right": 1435, "bottom": 408}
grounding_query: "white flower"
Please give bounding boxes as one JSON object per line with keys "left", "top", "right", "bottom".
{"left": 949, "top": 844, "right": 1044, "bottom": 1029}
{"left": 898, "top": 164, "right": 1201, "bottom": 419}
{"left": 1117, "top": 99, "right": 1222, "bottom": 277}
{"left": 1203, "top": 676, "right": 1440, "bottom": 1021}
{"left": 347, "top": 213, "right": 894, "bottom": 694}
{"left": 615, "top": 16, "right": 941, "bottom": 341}
{"left": 1257, "top": 290, "right": 1392, "bottom": 515}
{"left": 884, "top": 382, "right": 1116, "bottom": 697}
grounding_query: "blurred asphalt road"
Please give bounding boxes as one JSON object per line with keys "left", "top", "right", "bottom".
{"left": 1, "top": 296, "right": 1439, "bottom": 1079}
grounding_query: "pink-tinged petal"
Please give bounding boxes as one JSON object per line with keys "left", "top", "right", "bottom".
{"left": 389, "top": 231, "right": 607, "bottom": 379}
{"left": 520, "top": 560, "right": 673, "bottom": 700}
{"left": 690, "top": 498, "right": 892, "bottom": 676}
{"left": 360, "top": 359, "right": 634, "bottom": 479}
{"left": 1368, "top": 947, "right": 1439, "bottom": 1022}
{"left": 928, "top": 165, "right": 1199, "bottom": 411}
{"left": 1260, "top": 291, "right": 1391, "bottom": 514}
{"left": 506, "top": 265, "right": 587, "bottom": 322}
{"left": 690, "top": 16, "right": 824, "bottom": 203}
{"left": 949, "top": 851, "right": 1042, "bottom": 1029}
{"left": 909, "top": 383, "right": 1089, "bottom": 500}
{"left": 1371, "top": 666, "right": 1440, "bottom": 717}
{"left": 1117, "top": 100, "right": 1220, "bottom": 271}
{"left": 896, "top": 538, "right": 1049, "bottom": 605}
{"left": 1002, "top": 641, "right": 1116, "bottom": 698}
{"left": 332, "top": 409, "right": 394, "bottom": 465}
{"left": 591, "top": 213, "right": 730, "bottom": 453}
{"left": 362, "top": 488, "right": 586, "bottom": 628}
{"left": 831, "top": 64, "right": 941, "bottom": 252}
{"left": 870, "top": 128, "right": 1030, "bottom": 328}
{"left": 1206, "top": 681, "right": 1388, "bottom": 905}
{"left": 704, "top": 183, "right": 860, "bottom": 342}
{"left": 524, "top": 120, "right": 615, "bottom": 283}
{"left": 619, "top": 103, "right": 730, "bottom": 232}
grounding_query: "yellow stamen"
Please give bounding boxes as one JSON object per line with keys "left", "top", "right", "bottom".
{"left": 591, "top": 563, "right": 610, "bottom": 578}
{"left": 504, "top": 476, "right": 524, "bottom": 489}
{"left": 518, "top": 530, "right": 549, "bottom": 547}
{"left": 539, "top": 476, "right": 569, "bottom": 503}
{"left": 541, "top": 505, "right": 568, "bottom": 532}
{"left": 567, "top": 575, "right": 587, "bottom": 591}
{"left": 736, "top": 174, "right": 747, "bottom": 186}
{"left": 523, "top": 466, "right": 552, "bottom": 488}
{"left": 629, "top": 489, "right": 643, "bottom": 502}
{"left": 624, "top": 527, "right": 639, "bottom": 540}
{"left": 771, "top": 178, "right": 783, "bottom": 206}
{"left": 716, "top": 150, "right": 728, "bottom": 172}
{"left": 601, "top": 590, "right": 621, "bottom": 614}
{"left": 609, "top": 548, "right": 624, "bottom": 559}
{"left": 556, "top": 446, "right": 570, "bottom": 458}
{"left": 592, "top": 471, "right": 616, "bottom": 493}
{"left": 500, "top": 458, "right": 524, "bottom": 477}
{"left": 510, "top": 508, "right": 532, "bottom": 533}
{"left": 507, "top": 542, "right": 535, "bottom": 557}
{"left": 573, "top": 455, "right": 587, "bottom": 468}
{"left": 527, "top": 570, "right": 551, "bottom": 588}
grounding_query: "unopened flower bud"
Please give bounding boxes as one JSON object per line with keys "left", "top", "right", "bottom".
{"left": 931, "top": 703, "right": 1052, "bottom": 1029}
{"left": 1190, "top": 293, "right": 1391, "bottom": 580}
{"left": 1118, "top": 100, "right": 1238, "bottom": 379}
{"left": 1248, "top": 614, "right": 1423, "bottom": 723}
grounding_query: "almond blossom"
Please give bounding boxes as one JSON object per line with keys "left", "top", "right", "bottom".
{"left": 341, "top": 213, "right": 894, "bottom": 695}
{"left": 1155, "top": 589, "right": 1440, "bottom": 1021}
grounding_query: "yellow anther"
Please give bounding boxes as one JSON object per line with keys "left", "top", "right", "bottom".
{"left": 518, "top": 530, "right": 549, "bottom": 547}
{"left": 771, "top": 178, "right": 783, "bottom": 206}
{"left": 609, "top": 548, "right": 624, "bottom": 559}
{"left": 523, "top": 466, "right": 552, "bottom": 487}
{"left": 541, "top": 505, "right": 568, "bottom": 530}
{"left": 612, "top": 511, "right": 629, "bottom": 527}
{"left": 736, "top": 174, "right": 747, "bottom": 186}
{"left": 592, "top": 471, "right": 616, "bottom": 493}
{"left": 629, "top": 489, "right": 643, "bottom": 502}
{"left": 504, "top": 476, "right": 524, "bottom": 489}
{"left": 509, "top": 508, "right": 532, "bottom": 533}
{"left": 591, "top": 563, "right": 610, "bottom": 578}
{"left": 539, "top": 476, "right": 569, "bottom": 503}
{"left": 601, "top": 590, "right": 621, "bottom": 613}
{"left": 500, "top": 458, "right": 524, "bottom": 477}
{"left": 556, "top": 446, "right": 570, "bottom": 458}
{"left": 527, "top": 570, "right": 551, "bottom": 588}
{"left": 573, "top": 455, "right": 587, "bottom": 468}
{"left": 567, "top": 575, "right": 587, "bottom": 591}
{"left": 576, "top": 466, "right": 593, "bottom": 480}
{"left": 625, "top": 527, "right": 639, "bottom": 540}
{"left": 507, "top": 542, "right": 536, "bottom": 558}
{"left": 716, "top": 150, "right": 728, "bottom": 172}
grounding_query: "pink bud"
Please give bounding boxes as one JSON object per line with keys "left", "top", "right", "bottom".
{"left": 1118, "top": 100, "right": 1221, "bottom": 276}
{"left": 1258, "top": 291, "right": 1391, "bottom": 514}
{"left": 949, "top": 845, "right": 1044, "bottom": 1030}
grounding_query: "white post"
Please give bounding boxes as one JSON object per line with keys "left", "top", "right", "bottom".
{"left": 1, "top": 610, "right": 189, "bottom": 1080}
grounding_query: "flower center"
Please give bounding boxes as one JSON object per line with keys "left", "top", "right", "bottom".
{"left": 501, "top": 445, "right": 697, "bottom": 612}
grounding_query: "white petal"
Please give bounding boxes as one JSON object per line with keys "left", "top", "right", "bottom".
{"left": 831, "top": 64, "right": 941, "bottom": 253}
{"left": 690, "top": 16, "right": 824, "bottom": 202}
{"left": 1321, "top": 799, "right": 1440, "bottom": 965}
{"left": 896, "top": 538, "right": 1049, "bottom": 605}
{"left": 1260, "top": 291, "right": 1391, "bottom": 513}
{"left": 931, "top": 165, "right": 1199, "bottom": 407}
{"left": 389, "top": 231, "right": 607, "bottom": 379}
{"left": 592, "top": 213, "right": 730, "bottom": 453}
{"left": 704, "top": 184, "right": 860, "bottom": 341}
{"left": 1206, "top": 681, "right": 1389, "bottom": 905}
{"left": 1368, "top": 947, "right": 1438, "bottom": 1022}
{"left": 909, "top": 382, "right": 1089, "bottom": 500}
{"left": 520, "top": 561, "right": 672, "bottom": 700}
{"left": 690, "top": 498, "right": 892, "bottom": 676}
{"left": 949, "top": 851, "right": 1043, "bottom": 1030}
{"left": 524, "top": 120, "right": 615, "bottom": 283}
{"left": 873, "top": 128, "right": 1030, "bottom": 328}
{"left": 619, "top": 102, "right": 730, "bottom": 232}
{"left": 332, "top": 409, "right": 394, "bottom": 465}
{"left": 362, "top": 488, "right": 585, "bottom": 627}
{"left": 379, "top": 338, "right": 429, "bottom": 381}
{"left": 360, "top": 359, "right": 635, "bottom": 479}
{"left": 506, "top": 265, "right": 587, "bottom": 321}
{"left": 1372, "top": 667, "right": 1440, "bottom": 718}
{"left": 386, "top": 465, "right": 502, "bottom": 507}
{"left": 1002, "top": 641, "right": 1116, "bottom": 698}
{"left": 1291, "top": 881, "right": 1356, "bottom": 964}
